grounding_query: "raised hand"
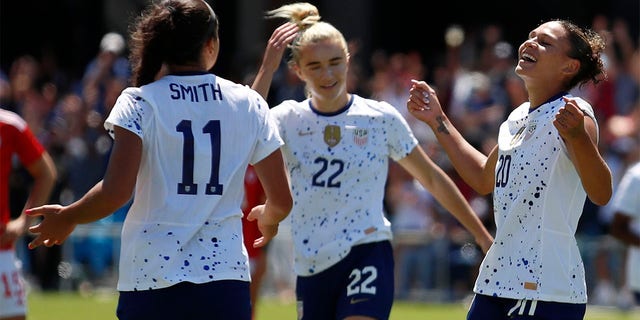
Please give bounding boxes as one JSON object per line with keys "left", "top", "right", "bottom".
{"left": 260, "top": 22, "right": 299, "bottom": 74}
{"left": 553, "top": 96, "right": 587, "bottom": 140}
{"left": 252, "top": 22, "right": 299, "bottom": 98}
{"left": 406, "top": 79, "right": 444, "bottom": 126}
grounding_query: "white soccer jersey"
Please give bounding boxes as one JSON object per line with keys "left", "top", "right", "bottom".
{"left": 270, "top": 94, "right": 418, "bottom": 276}
{"left": 612, "top": 161, "right": 640, "bottom": 292}
{"left": 474, "top": 94, "right": 597, "bottom": 303}
{"left": 104, "top": 73, "right": 283, "bottom": 291}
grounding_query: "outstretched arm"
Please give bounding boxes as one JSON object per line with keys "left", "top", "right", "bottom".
{"left": 27, "top": 126, "right": 141, "bottom": 248}
{"left": 407, "top": 80, "right": 496, "bottom": 194}
{"left": 251, "top": 22, "right": 299, "bottom": 99}
{"left": 397, "top": 146, "right": 494, "bottom": 253}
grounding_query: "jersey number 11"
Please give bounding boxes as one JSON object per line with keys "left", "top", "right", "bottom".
{"left": 176, "top": 119, "right": 223, "bottom": 195}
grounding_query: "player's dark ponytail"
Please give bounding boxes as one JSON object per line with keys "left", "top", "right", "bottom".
{"left": 129, "top": 0, "right": 219, "bottom": 87}
{"left": 129, "top": 2, "right": 170, "bottom": 86}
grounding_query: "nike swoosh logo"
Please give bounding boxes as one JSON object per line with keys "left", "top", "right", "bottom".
{"left": 350, "top": 297, "right": 369, "bottom": 304}
{"left": 298, "top": 131, "right": 314, "bottom": 136}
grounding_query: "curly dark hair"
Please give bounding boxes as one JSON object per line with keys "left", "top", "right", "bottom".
{"left": 558, "top": 19, "right": 607, "bottom": 90}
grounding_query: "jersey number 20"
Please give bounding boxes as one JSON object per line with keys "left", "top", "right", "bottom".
{"left": 176, "top": 120, "right": 223, "bottom": 195}
{"left": 495, "top": 154, "right": 511, "bottom": 188}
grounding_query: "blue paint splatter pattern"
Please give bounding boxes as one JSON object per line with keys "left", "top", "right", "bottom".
{"left": 474, "top": 95, "right": 596, "bottom": 303}
{"left": 270, "top": 94, "right": 418, "bottom": 276}
{"left": 103, "top": 74, "right": 283, "bottom": 291}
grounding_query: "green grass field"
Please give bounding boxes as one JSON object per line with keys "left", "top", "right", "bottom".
{"left": 26, "top": 291, "right": 640, "bottom": 320}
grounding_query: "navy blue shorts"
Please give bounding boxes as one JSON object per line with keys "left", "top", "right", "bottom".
{"left": 116, "top": 280, "right": 251, "bottom": 320}
{"left": 296, "top": 240, "right": 394, "bottom": 320}
{"left": 467, "top": 293, "right": 586, "bottom": 320}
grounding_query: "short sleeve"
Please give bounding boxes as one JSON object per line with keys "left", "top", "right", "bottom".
{"left": 248, "top": 90, "right": 284, "bottom": 165}
{"left": 612, "top": 163, "right": 640, "bottom": 219}
{"left": 104, "top": 90, "right": 149, "bottom": 140}
{"left": 14, "top": 124, "right": 45, "bottom": 167}
{"left": 381, "top": 101, "right": 418, "bottom": 161}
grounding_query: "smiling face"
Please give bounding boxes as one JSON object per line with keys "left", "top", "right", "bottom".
{"left": 515, "top": 21, "right": 580, "bottom": 91}
{"left": 293, "top": 38, "right": 350, "bottom": 111}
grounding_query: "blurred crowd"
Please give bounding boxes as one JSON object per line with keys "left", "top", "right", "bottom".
{"left": 4, "top": 14, "right": 639, "bottom": 308}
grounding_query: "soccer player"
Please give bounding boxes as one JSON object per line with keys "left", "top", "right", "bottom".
{"left": 241, "top": 165, "right": 268, "bottom": 319}
{"left": 251, "top": 3, "right": 494, "bottom": 319}
{"left": 408, "top": 20, "right": 613, "bottom": 320}
{"left": 25, "top": 1, "right": 292, "bottom": 319}
{"left": 0, "top": 108, "right": 57, "bottom": 320}
{"left": 610, "top": 160, "right": 640, "bottom": 306}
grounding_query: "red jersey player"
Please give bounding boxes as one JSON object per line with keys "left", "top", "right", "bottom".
{"left": 241, "top": 165, "right": 267, "bottom": 318}
{"left": 1, "top": 108, "right": 56, "bottom": 320}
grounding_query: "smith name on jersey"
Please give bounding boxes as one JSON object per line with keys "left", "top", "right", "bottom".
{"left": 104, "top": 73, "right": 283, "bottom": 291}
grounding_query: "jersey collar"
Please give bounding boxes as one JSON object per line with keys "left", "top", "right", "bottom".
{"left": 308, "top": 94, "right": 354, "bottom": 117}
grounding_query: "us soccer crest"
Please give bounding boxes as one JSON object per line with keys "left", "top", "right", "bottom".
{"left": 324, "top": 125, "right": 341, "bottom": 147}
{"left": 521, "top": 123, "right": 537, "bottom": 142}
{"left": 353, "top": 128, "right": 368, "bottom": 146}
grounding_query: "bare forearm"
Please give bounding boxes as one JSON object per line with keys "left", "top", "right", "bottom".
{"left": 260, "top": 200, "right": 291, "bottom": 225}
{"left": 66, "top": 180, "right": 132, "bottom": 224}
{"left": 22, "top": 154, "right": 57, "bottom": 225}
{"left": 66, "top": 125, "right": 139, "bottom": 224}
{"left": 253, "top": 150, "right": 293, "bottom": 224}
{"left": 566, "top": 135, "right": 612, "bottom": 205}
{"left": 251, "top": 68, "right": 276, "bottom": 99}
{"left": 22, "top": 176, "right": 55, "bottom": 217}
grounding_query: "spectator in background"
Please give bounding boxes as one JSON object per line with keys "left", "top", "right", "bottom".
{"left": 575, "top": 16, "right": 639, "bottom": 305}
{"left": 1, "top": 108, "right": 57, "bottom": 320}
{"left": 0, "top": 71, "right": 10, "bottom": 106}
{"left": 82, "top": 32, "right": 130, "bottom": 116}
{"left": 49, "top": 92, "right": 119, "bottom": 288}
{"left": 385, "top": 157, "right": 448, "bottom": 300}
{"left": 369, "top": 51, "right": 432, "bottom": 143}
{"left": 608, "top": 101, "right": 640, "bottom": 308}
{"left": 4, "top": 56, "right": 63, "bottom": 293}
{"left": 610, "top": 159, "right": 640, "bottom": 307}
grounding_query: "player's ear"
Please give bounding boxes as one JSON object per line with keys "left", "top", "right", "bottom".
{"left": 204, "top": 37, "right": 220, "bottom": 70}
{"left": 207, "top": 37, "right": 219, "bottom": 56}
{"left": 562, "top": 58, "right": 580, "bottom": 76}
{"left": 291, "top": 63, "right": 305, "bottom": 81}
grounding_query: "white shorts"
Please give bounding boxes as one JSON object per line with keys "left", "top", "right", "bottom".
{"left": 0, "top": 250, "right": 27, "bottom": 318}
